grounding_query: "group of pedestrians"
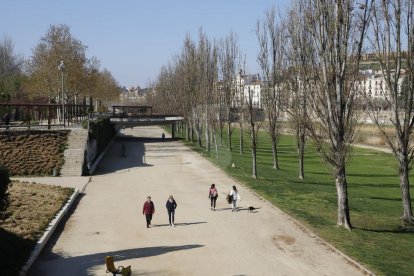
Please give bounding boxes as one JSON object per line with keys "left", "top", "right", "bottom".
{"left": 142, "top": 185, "right": 240, "bottom": 228}
{"left": 142, "top": 195, "right": 177, "bottom": 228}
{"left": 209, "top": 184, "right": 240, "bottom": 212}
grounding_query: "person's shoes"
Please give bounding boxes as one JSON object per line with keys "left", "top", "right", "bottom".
{"left": 213, "top": 208, "right": 216, "bottom": 211}
{"left": 172, "top": 223, "right": 176, "bottom": 227}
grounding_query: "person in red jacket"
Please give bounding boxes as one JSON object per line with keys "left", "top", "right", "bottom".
{"left": 143, "top": 196, "right": 155, "bottom": 228}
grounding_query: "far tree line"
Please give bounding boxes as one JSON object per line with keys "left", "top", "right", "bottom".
{"left": 0, "top": 24, "right": 121, "bottom": 109}
{"left": 149, "top": 0, "right": 414, "bottom": 230}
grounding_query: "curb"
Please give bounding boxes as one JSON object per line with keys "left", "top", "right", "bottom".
{"left": 181, "top": 140, "right": 375, "bottom": 276}
{"left": 19, "top": 188, "right": 79, "bottom": 276}
{"left": 19, "top": 176, "right": 93, "bottom": 275}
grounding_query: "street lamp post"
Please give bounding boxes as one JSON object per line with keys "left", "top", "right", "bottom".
{"left": 58, "top": 61, "right": 65, "bottom": 126}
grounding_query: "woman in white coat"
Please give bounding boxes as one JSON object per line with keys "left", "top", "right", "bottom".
{"left": 230, "top": 186, "right": 240, "bottom": 212}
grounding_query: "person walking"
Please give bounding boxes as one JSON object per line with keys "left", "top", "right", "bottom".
{"left": 166, "top": 195, "right": 177, "bottom": 227}
{"left": 142, "top": 196, "right": 155, "bottom": 228}
{"left": 230, "top": 186, "right": 240, "bottom": 212}
{"left": 209, "top": 184, "right": 218, "bottom": 211}
{"left": 3, "top": 112, "right": 10, "bottom": 130}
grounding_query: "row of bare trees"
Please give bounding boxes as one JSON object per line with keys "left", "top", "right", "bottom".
{"left": 0, "top": 24, "right": 121, "bottom": 107}
{"left": 151, "top": 0, "right": 414, "bottom": 229}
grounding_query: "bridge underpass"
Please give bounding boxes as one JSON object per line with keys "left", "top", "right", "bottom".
{"left": 109, "top": 115, "right": 183, "bottom": 138}
{"left": 109, "top": 105, "right": 183, "bottom": 138}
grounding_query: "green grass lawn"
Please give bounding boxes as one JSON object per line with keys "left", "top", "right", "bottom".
{"left": 175, "top": 127, "right": 414, "bottom": 275}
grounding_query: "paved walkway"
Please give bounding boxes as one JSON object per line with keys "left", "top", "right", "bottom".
{"left": 29, "top": 126, "right": 365, "bottom": 276}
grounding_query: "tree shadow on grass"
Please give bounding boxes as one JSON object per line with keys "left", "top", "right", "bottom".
{"left": 369, "top": 196, "right": 402, "bottom": 201}
{"left": 355, "top": 226, "right": 414, "bottom": 233}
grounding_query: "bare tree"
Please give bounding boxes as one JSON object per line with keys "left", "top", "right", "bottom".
{"left": 365, "top": 0, "right": 414, "bottom": 222}
{"left": 245, "top": 85, "right": 264, "bottom": 179}
{"left": 218, "top": 32, "right": 239, "bottom": 150}
{"left": 237, "top": 56, "right": 247, "bottom": 155}
{"left": 0, "top": 36, "right": 23, "bottom": 102}
{"left": 285, "top": 1, "right": 314, "bottom": 180}
{"left": 256, "top": 6, "right": 285, "bottom": 170}
{"left": 304, "top": 0, "right": 371, "bottom": 230}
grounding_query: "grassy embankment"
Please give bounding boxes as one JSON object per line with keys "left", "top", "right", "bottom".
{"left": 175, "top": 127, "right": 414, "bottom": 275}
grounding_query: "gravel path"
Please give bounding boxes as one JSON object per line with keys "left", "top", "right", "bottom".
{"left": 29, "top": 126, "right": 367, "bottom": 276}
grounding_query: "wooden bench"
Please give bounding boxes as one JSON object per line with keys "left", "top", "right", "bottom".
{"left": 105, "top": 256, "right": 131, "bottom": 276}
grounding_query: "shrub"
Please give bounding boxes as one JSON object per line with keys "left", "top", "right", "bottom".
{"left": 0, "top": 165, "right": 11, "bottom": 210}
{"left": 81, "top": 119, "right": 89, "bottom": 129}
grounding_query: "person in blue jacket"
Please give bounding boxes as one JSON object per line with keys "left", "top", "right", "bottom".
{"left": 166, "top": 195, "right": 177, "bottom": 227}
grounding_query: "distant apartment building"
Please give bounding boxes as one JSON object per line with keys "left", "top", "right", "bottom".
{"left": 120, "top": 86, "right": 149, "bottom": 104}
{"left": 234, "top": 72, "right": 262, "bottom": 108}
{"left": 356, "top": 69, "right": 405, "bottom": 102}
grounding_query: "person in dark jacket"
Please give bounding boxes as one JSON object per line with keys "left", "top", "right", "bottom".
{"left": 142, "top": 196, "right": 155, "bottom": 228}
{"left": 166, "top": 195, "right": 177, "bottom": 227}
{"left": 3, "top": 112, "right": 10, "bottom": 130}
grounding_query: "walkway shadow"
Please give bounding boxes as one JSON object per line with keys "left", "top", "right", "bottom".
{"left": 93, "top": 136, "right": 152, "bottom": 175}
{"left": 175, "top": 221, "right": 207, "bottom": 226}
{"left": 214, "top": 207, "right": 233, "bottom": 211}
{"left": 94, "top": 134, "right": 190, "bottom": 175}
{"left": 153, "top": 222, "right": 207, "bottom": 227}
{"left": 29, "top": 245, "right": 204, "bottom": 276}
{"left": 237, "top": 207, "right": 261, "bottom": 213}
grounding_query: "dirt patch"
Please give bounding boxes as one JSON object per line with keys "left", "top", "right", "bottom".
{"left": 0, "top": 130, "right": 68, "bottom": 176}
{"left": 275, "top": 234, "right": 296, "bottom": 245}
{"left": 272, "top": 234, "right": 296, "bottom": 251}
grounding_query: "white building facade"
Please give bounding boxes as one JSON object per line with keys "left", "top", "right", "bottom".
{"left": 234, "top": 73, "right": 262, "bottom": 108}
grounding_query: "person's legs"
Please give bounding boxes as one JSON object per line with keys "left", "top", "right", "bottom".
{"left": 213, "top": 197, "right": 217, "bottom": 210}
{"left": 210, "top": 197, "right": 214, "bottom": 209}
{"left": 145, "top": 214, "right": 151, "bottom": 227}
{"left": 232, "top": 199, "right": 237, "bottom": 211}
{"left": 168, "top": 211, "right": 172, "bottom": 225}
{"left": 171, "top": 211, "right": 175, "bottom": 226}
{"left": 148, "top": 214, "right": 152, "bottom": 225}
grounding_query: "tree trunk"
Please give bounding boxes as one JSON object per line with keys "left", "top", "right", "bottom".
{"left": 227, "top": 122, "right": 232, "bottom": 151}
{"left": 297, "top": 126, "right": 305, "bottom": 180}
{"left": 398, "top": 154, "right": 414, "bottom": 222}
{"left": 335, "top": 166, "right": 352, "bottom": 230}
{"left": 239, "top": 123, "right": 244, "bottom": 155}
{"left": 205, "top": 123, "right": 210, "bottom": 152}
{"left": 219, "top": 123, "right": 223, "bottom": 146}
{"left": 271, "top": 134, "right": 279, "bottom": 170}
{"left": 213, "top": 130, "right": 219, "bottom": 158}
{"left": 197, "top": 131, "right": 202, "bottom": 147}
{"left": 251, "top": 144, "right": 257, "bottom": 179}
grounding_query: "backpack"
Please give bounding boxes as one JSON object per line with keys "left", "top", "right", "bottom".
{"left": 226, "top": 194, "right": 232, "bottom": 204}
{"left": 211, "top": 189, "right": 218, "bottom": 198}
